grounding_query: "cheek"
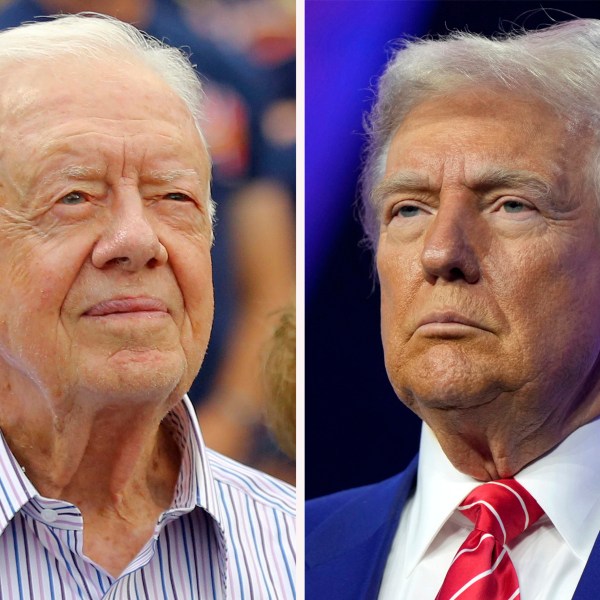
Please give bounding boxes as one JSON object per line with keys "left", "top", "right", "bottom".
{"left": 0, "top": 267, "right": 68, "bottom": 378}
{"left": 377, "top": 248, "right": 397, "bottom": 349}
{"left": 176, "top": 250, "right": 213, "bottom": 377}
{"left": 491, "top": 235, "right": 600, "bottom": 361}
{"left": 19, "top": 247, "right": 87, "bottom": 311}
{"left": 377, "top": 241, "right": 423, "bottom": 335}
{"left": 0, "top": 226, "right": 92, "bottom": 338}
{"left": 0, "top": 215, "right": 42, "bottom": 286}
{"left": 169, "top": 241, "right": 214, "bottom": 334}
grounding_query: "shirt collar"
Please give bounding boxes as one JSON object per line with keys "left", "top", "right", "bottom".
{"left": 403, "top": 423, "right": 477, "bottom": 574}
{"left": 0, "top": 396, "right": 227, "bottom": 538}
{"left": 514, "top": 418, "right": 600, "bottom": 560}
{"left": 0, "top": 427, "right": 37, "bottom": 534}
{"left": 163, "top": 396, "right": 226, "bottom": 528}
{"left": 156, "top": 396, "right": 230, "bottom": 593}
{"left": 405, "top": 419, "right": 600, "bottom": 573}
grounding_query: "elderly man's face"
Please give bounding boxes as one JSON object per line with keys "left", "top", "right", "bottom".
{"left": 0, "top": 58, "right": 213, "bottom": 408}
{"left": 376, "top": 90, "right": 600, "bottom": 429}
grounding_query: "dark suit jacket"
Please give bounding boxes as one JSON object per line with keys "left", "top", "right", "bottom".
{"left": 306, "top": 456, "right": 600, "bottom": 599}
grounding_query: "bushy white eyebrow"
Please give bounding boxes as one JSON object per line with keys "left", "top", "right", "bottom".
{"left": 145, "top": 169, "right": 201, "bottom": 183}
{"left": 40, "top": 166, "right": 203, "bottom": 186}
{"left": 55, "top": 165, "right": 104, "bottom": 180}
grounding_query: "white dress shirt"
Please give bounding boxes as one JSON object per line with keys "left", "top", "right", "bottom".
{"left": 378, "top": 419, "right": 600, "bottom": 599}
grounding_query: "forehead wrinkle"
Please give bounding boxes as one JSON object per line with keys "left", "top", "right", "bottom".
{"left": 36, "top": 129, "right": 190, "bottom": 163}
{"left": 31, "top": 138, "right": 204, "bottom": 182}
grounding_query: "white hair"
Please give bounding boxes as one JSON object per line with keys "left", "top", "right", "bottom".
{"left": 362, "top": 18, "right": 600, "bottom": 247}
{"left": 0, "top": 13, "right": 214, "bottom": 221}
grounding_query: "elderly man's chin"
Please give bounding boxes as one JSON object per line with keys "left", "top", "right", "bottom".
{"left": 386, "top": 342, "right": 511, "bottom": 416}
{"left": 78, "top": 347, "right": 201, "bottom": 407}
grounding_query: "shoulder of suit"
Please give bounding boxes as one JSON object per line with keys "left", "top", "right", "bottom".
{"left": 306, "top": 463, "right": 417, "bottom": 534}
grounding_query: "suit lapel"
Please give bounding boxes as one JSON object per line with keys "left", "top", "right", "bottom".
{"left": 572, "top": 529, "right": 600, "bottom": 599}
{"left": 306, "top": 458, "right": 418, "bottom": 600}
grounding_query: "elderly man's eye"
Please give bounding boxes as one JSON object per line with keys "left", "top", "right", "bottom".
{"left": 394, "top": 205, "right": 422, "bottom": 218}
{"left": 501, "top": 199, "right": 530, "bottom": 213}
{"left": 164, "top": 192, "right": 191, "bottom": 202}
{"left": 59, "top": 191, "right": 86, "bottom": 205}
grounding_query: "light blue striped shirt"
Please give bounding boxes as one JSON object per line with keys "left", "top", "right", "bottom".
{"left": 0, "top": 397, "right": 296, "bottom": 599}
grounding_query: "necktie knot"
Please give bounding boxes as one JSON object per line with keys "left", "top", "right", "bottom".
{"left": 459, "top": 479, "right": 543, "bottom": 546}
{"left": 436, "top": 479, "right": 544, "bottom": 600}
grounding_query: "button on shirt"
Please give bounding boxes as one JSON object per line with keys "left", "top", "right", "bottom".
{"left": 0, "top": 397, "right": 296, "bottom": 599}
{"left": 378, "top": 420, "right": 600, "bottom": 600}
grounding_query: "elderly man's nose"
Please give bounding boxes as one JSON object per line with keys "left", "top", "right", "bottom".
{"left": 91, "top": 200, "right": 168, "bottom": 270}
{"left": 420, "top": 209, "right": 481, "bottom": 284}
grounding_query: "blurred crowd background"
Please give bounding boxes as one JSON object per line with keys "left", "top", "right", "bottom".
{"left": 0, "top": 0, "right": 296, "bottom": 482}
{"left": 306, "top": 0, "right": 600, "bottom": 500}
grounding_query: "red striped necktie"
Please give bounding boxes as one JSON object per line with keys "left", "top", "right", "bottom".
{"left": 436, "top": 479, "right": 544, "bottom": 600}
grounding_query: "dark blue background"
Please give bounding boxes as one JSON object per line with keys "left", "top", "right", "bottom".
{"left": 305, "top": 0, "right": 600, "bottom": 499}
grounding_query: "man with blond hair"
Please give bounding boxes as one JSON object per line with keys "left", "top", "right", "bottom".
{"left": 307, "top": 19, "right": 600, "bottom": 600}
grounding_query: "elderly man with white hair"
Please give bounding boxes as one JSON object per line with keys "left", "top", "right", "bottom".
{"left": 307, "top": 19, "right": 600, "bottom": 600}
{"left": 0, "top": 14, "right": 294, "bottom": 599}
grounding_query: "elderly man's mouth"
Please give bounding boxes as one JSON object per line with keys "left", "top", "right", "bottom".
{"left": 84, "top": 297, "right": 169, "bottom": 318}
{"left": 415, "top": 311, "right": 491, "bottom": 337}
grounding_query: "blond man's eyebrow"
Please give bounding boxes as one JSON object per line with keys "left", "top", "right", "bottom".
{"left": 371, "top": 168, "right": 554, "bottom": 214}
{"left": 467, "top": 167, "right": 553, "bottom": 199}
{"left": 371, "top": 172, "right": 430, "bottom": 215}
